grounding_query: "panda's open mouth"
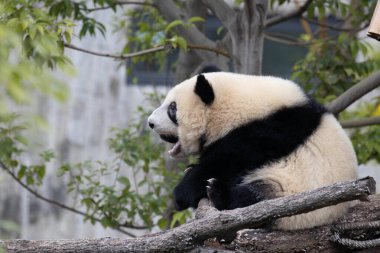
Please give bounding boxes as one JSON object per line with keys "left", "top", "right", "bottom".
{"left": 159, "top": 134, "right": 182, "bottom": 158}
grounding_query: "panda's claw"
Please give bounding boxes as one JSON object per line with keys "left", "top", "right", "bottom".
{"left": 207, "top": 178, "right": 216, "bottom": 184}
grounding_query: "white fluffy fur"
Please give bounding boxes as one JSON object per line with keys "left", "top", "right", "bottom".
{"left": 155, "top": 72, "right": 309, "bottom": 154}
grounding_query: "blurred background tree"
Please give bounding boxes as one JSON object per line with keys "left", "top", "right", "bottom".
{"left": 0, "top": 0, "right": 379, "bottom": 239}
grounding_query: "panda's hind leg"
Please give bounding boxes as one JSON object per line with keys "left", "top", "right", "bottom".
{"left": 207, "top": 179, "right": 281, "bottom": 210}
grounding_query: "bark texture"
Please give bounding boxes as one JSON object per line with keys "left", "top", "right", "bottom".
{"left": 203, "top": 0, "right": 268, "bottom": 74}
{"left": 0, "top": 177, "right": 375, "bottom": 253}
{"left": 215, "top": 194, "right": 380, "bottom": 253}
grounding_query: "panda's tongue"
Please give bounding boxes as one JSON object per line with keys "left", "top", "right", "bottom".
{"left": 168, "top": 142, "right": 181, "bottom": 157}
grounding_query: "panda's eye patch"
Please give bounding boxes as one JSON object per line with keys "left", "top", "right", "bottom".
{"left": 167, "top": 101, "right": 178, "bottom": 125}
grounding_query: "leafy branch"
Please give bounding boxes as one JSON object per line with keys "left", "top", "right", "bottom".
{"left": 0, "top": 160, "right": 138, "bottom": 237}
{"left": 83, "top": 1, "right": 156, "bottom": 12}
{"left": 327, "top": 70, "right": 380, "bottom": 115}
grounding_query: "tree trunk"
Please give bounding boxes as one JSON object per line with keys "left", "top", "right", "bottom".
{"left": 232, "top": 0, "right": 267, "bottom": 74}
{"left": 202, "top": 0, "right": 268, "bottom": 75}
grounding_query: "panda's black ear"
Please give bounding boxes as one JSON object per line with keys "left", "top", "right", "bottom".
{"left": 194, "top": 74, "right": 214, "bottom": 105}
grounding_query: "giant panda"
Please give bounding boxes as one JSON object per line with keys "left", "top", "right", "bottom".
{"left": 147, "top": 72, "right": 357, "bottom": 230}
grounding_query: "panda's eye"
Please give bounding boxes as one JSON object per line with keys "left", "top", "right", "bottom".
{"left": 167, "top": 101, "right": 178, "bottom": 125}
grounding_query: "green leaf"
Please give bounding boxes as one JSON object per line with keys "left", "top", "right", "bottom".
{"left": 40, "top": 150, "right": 55, "bottom": 162}
{"left": 157, "top": 218, "right": 168, "bottom": 229}
{"left": 165, "top": 20, "right": 184, "bottom": 33}
{"left": 26, "top": 175, "right": 35, "bottom": 185}
{"left": 175, "top": 36, "right": 187, "bottom": 50}
{"left": 29, "top": 26, "right": 37, "bottom": 39}
{"left": 117, "top": 176, "right": 131, "bottom": 189}
{"left": 188, "top": 16, "right": 205, "bottom": 24}
{"left": 64, "top": 30, "right": 72, "bottom": 43}
{"left": 14, "top": 135, "right": 28, "bottom": 145}
{"left": 170, "top": 211, "right": 185, "bottom": 228}
{"left": 17, "top": 166, "right": 27, "bottom": 179}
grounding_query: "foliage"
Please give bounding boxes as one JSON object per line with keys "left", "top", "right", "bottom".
{"left": 123, "top": 5, "right": 204, "bottom": 83}
{"left": 291, "top": 1, "right": 378, "bottom": 103}
{"left": 342, "top": 102, "right": 380, "bottom": 164}
{"left": 0, "top": 114, "right": 53, "bottom": 185}
{"left": 57, "top": 107, "right": 190, "bottom": 229}
{"left": 0, "top": 109, "right": 190, "bottom": 231}
{"left": 0, "top": 3, "right": 69, "bottom": 107}
{"left": 292, "top": 34, "right": 380, "bottom": 103}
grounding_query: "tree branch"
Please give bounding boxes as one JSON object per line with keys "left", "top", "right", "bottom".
{"left": 201, "top": 0, "right": 236, "bottom": 31}
{"left": 153, "top": 0, "right": 220, "bottom": 62}
{"left": 264, "top": 32, "right": 309, "bottom": 46}
{"left": 187, "top": 44, "right": 229, "bottom": 57}
{"left": 327, "top": 70, "right": 380, "bottom": 115}
{"left": 0, "top": 161, "right": 141, "bottom": 237}
{"left": 300, "top": 17, "right": 370, "bottom": 32}
{"left": 64, "top": 43, "right": 168, "bottom": 60}
{"left": 0, "top": 177, "right": 375, "bottom": 253}
{"left": 83, "top": 1, "right": 156, "bottom": 12}
{"left": 265, "top": 0, "right": 313, "bottom": 27}
{"left": 341, "top": 116, "right": 380, "bottom": 128}
{"left": 64, "top": 43, "right": 229, "bottom": 60}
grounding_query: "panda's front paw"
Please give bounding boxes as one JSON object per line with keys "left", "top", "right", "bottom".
{"left": 206, "top": 178, "right": 228, "bottom": 210}
{"left": 173, "top": 183, "right": 206, "bottom": 211}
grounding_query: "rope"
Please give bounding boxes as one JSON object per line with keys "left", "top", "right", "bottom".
{"left": 330, "top": 221, "right": 380, "bottom": 250}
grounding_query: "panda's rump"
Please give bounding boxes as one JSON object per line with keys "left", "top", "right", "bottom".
{"left": 244, "top": 114, "right": 357, "bottom": 229}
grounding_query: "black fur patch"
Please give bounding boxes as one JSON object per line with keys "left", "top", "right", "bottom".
{"left": 200, "top": 99, "right": 326, "bottom": 178}
{"left": 207, "top": 178, "right": 280, "bottom": 210}
{"left": 194, "top": 75, "right": 214, "bottom": 105}
{"left": 172, "top": 98, "right": 327, "bottom": 211}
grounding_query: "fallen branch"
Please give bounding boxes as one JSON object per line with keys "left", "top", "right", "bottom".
{"left": 0, "top": 177, "right": 375, "bottom": 253}
{"left": 327, "top": 70, "right": 380, "bottom": 115}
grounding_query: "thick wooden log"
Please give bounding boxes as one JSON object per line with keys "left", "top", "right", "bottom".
{"left": 213, "top": 194, "right": 380, "bottom": 253}
{"left": 0, "top": 177, "right": 375, "bottom": 253}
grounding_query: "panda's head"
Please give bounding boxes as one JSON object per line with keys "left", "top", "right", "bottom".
{"left": 148, "top": 74, "right": 213, "bottom": 158}
{"left": 148, "top": 72, "right": 307, "bottom": 158}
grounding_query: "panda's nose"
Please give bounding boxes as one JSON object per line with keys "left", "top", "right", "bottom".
{"left": 149, "top": 122, "right": 155, "bottom": 129}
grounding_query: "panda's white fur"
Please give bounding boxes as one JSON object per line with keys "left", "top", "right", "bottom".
{"left": 148, "top": 72, "right": 357, "bottom": 230}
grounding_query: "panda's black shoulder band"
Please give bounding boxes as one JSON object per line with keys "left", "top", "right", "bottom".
{"left": 194, "top": 74, "right": 215, "bottom": 105}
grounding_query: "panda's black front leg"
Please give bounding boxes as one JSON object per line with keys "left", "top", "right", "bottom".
{"left": 207, "top": 179, "right": 277, "bottom": 210}
{"left": 173, "top": 164, "right": 211, "bottom": 210}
